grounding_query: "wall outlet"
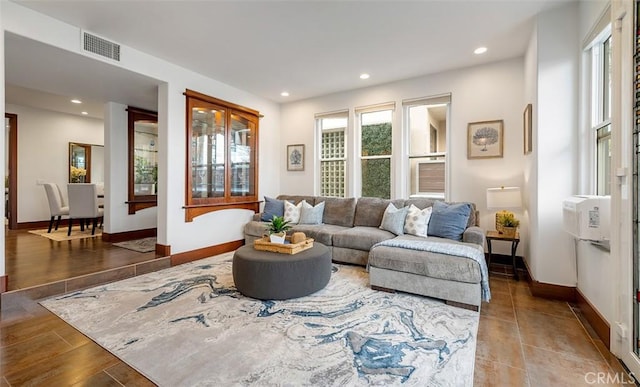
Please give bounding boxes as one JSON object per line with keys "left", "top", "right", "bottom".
{"left": 615, "top": 321, "right": 627, "bottom": 338}
{"left": 36, "top": 179, "right": 45, "bottom": 185}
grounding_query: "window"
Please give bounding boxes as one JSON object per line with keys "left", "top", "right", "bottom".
{"left": 356, "top": 104, "right": 394, "bottom": 199}
{"left": 184, "top": 89, "right": 260, "bottom": 222}
{"left": 590, "top": 30, "right": 612, "bottom": 195}
{"left": 316, "top": 112, "right": 347, "bottom": 197}
{"left": 403, "top": 94, "right": 450, "bottom": 199}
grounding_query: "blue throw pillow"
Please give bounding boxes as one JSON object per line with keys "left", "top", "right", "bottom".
{"left": 427, "top": 201, "right": 472, "bottom": 241}
{"left": 261, "top": 196, "right": 285, "bottom": 221}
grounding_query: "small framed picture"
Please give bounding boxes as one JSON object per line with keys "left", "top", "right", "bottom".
{"left": 467, "top": 120, "right": 504, "bottom": 159}
{"left": 524, "top": 104, "right": 532, "bottom": 155}
{"left": 287, "top": 144, "right": 305, "bottom": 171}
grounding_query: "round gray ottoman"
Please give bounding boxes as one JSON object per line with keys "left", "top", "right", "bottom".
{"left": 232, "top": 242, "right": 331, "bottom": 300}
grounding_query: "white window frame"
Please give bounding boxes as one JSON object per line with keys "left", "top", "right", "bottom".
{"left": 402, "top": 93, "right": 451, "bottom": 200}
{"left": 315, "top": 110, "right": 349, "bottom": 197}
{"left": 354, "top": 102, "right": 395, "bottom": 199}
{"left": 587, "top": 23, "right": 612, "bottom": 195}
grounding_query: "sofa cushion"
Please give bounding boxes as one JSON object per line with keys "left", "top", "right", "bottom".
{"left": 333, "top": 226, "right": 395, "bottom": 251}
{"left": 404, "top": 198, "right": 436, "bottom": 210}
{"left": 427, "top": 201, "right": 472, "bottom": 241}
{"left": 316, "top": 197, "right": 357, "bottom": 227}
{"left": 332, "top": 247, "right": 369, "bottom": 266}
{"left": 284, "top": 200, "right": 304, "bottom": 224}
{"left": 244, "top": 220, "right": 269, "bottom": 238}
{"left": 277, "top": 195, "right": 316, "bottom": 205}
{"left": 379, "top": 203, "right": 408, "bottom": 236}
{"left": 261, "top": 196, "right": 284, "bottom": 222}
{"left": 292, "top": 224, "right": 350, "bottom": 246}
{"left": 467, "top": 203, "right": 478, "bottom": 228}
{"left": 299, "top": 201, "right": 325, "bottom": 224}
{"left": 353, "top": 197, "right": 405, "bottom": 227}
{"left": 404, "top": 204, "right": 432, "bottom": 237}
{"left": 406, "top": 199, "right": 477, "bottom": 228}
{"left": 368, "top": 235, "right": 482, "bottom": 283}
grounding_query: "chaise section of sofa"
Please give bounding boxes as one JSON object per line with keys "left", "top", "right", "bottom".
{"left": 368, "top": 235, "right": 485, "bottom": 309}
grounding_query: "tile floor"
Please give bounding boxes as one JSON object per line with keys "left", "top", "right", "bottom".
{"left": 474, "top": 273, "right": 635, "bottom": 386}
{"left": 1, "top": 265, "right": 636, "bottom": 386}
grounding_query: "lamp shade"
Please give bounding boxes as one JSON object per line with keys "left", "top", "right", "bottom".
{"left": 486, "top": 187, "right": 522, "bottom": 209}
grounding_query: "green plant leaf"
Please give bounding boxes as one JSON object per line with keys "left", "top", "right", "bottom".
{"left": 267, "top": 215, "right": 292, "bottom": 234}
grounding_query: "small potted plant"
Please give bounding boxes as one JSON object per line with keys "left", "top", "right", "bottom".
{"left": 267, "top": 215, "right": 291, "bottom": 244}
{"left": 499, "top": 212, "right": 520, "bottom": 238}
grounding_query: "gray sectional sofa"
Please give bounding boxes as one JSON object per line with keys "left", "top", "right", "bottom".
{"left": 243, "top": 195, "right": 490, "bottom": 310}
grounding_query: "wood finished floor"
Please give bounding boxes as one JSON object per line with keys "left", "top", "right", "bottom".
{"left": 5, "top": 228, "right": 155, "bottom": 290}
{"left": 0, "top": 231, "right": 632, "bottom": 386}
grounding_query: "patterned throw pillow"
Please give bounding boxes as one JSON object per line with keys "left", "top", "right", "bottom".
{"left": 284, "top": 200, "right": 304, "bottom": 224}
{"left": 379, "top": 203, "right": 408, "bottom": 236}
{"left": 299, "top": 201, "right": 325, "bottom": 225}
{"left": 403, "top": 204, "right": 433, "bottom": 237}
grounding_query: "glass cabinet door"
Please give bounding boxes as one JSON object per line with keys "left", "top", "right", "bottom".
{"left": 190, "top": 101, "right": 226, "bottom": 200}
{"left": 184, "top": 89, "right": 260, "bottom": 221}
{"left": 127, "top": 107, "right": 158, "bottom": 214}
{"left": 230, "top": 113, "right": 256, "bottom": 197}
{"left": 133, "top": 121, "right": 158, "bottom": 195}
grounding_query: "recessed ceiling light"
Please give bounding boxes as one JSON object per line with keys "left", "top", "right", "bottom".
{"left": 474, "top": 47, "right": 487, "bottom": 55}
{"left": 281, "top": 91, "right": 290, "bottom": 97}
{"left": 360, "top": 73, "right": 370, "bottom": 80}
{"left": 81, "top": 111, "right": 88, "bottom": 115}
{"left": 71, "top": 99, "right": 82, "bottom": 104}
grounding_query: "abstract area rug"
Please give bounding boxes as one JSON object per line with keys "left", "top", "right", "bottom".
{"left": 113, "top": 237, "right": 156, "bottom": 253}
{"left": 41, "top": 253, "right": 479, "bottom": 386}
{"left": 29, "top": 228, "right": 101, "bottom": 241}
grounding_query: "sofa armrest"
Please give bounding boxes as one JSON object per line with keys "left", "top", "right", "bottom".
{"left": 463, "top": 226, "right": 485, "bottom": 248}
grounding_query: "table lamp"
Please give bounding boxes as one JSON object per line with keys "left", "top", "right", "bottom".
{"left": 486, "top": 186, "right": 522, "bottom": 233}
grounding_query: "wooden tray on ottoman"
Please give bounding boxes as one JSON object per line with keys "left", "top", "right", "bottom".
{"left": 254, "top": 237, "right": 314, "bottom": 255}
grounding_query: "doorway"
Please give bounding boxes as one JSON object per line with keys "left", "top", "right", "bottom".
{"left": 5, "top": 113, "right": 17, "bottom": 230}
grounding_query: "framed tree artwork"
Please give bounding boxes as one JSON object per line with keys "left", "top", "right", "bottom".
{"left": 467, "top": 120, "right": 504, "bottom": 159}
{"left": 287, "top": 144, "right": 305, "bottom": 171}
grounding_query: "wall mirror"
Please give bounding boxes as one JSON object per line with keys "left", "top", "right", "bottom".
{"left": 69, "top": 142, "right": 104, "bottom": 183}
{"left": 127, "top": 106, "right": 158, "bottom": 214}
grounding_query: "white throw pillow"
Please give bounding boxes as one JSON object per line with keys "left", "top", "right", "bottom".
{"left": 404, "top": 204, "right": 433, "bottom": 237}
{"left": 299, "top": 201, "right": 325, "bottom": 225}
{"left": 284, "top": 200, "right": 304, "bottom": 224}
{"left": 379, "top": 203, "right": 408, "bottom": 236}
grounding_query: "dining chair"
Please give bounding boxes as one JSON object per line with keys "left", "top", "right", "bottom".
{"left": 43, "top": 183, "right": 69, "bottom": 233}
{"left": 67, "top": 183, "right": 104, "bottom": 236}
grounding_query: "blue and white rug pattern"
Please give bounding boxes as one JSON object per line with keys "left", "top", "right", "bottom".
{"left": 41, "top": 253, "right": 479, "bottom": 386}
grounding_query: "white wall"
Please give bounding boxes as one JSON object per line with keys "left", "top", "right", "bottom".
{"left": 4, "top": 2, "right": 281, "bottom": 255}
{"left": 6, "top": 103, "right": 103, "bottom": 223}
{"left": 529, "top": 2, "right": 580, "bottom": 287}
{"left": 91, "top": 145, "right": 104, "bottom": 184}
{"left": 280, "top": 58, "right": 526, "bottom": 256}
{"left": 103, "top": 102, "right": 156, "bottom": 233}
{"left": 523, "top": 22, "right": 538, "bottom": 275}
{"left": 575, "top": 0, "right": 614, "bottom": 325}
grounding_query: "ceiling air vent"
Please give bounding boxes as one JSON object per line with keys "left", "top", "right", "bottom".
{"left": 82, "top": 31, "right": 120, "bottom": 61}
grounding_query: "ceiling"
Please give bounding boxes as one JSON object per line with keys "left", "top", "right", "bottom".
{"left": 8, "top": 0, "right": 573, "bottom": 116}
{"left": 5, "top": 32, "right": 161, "bottom": 119}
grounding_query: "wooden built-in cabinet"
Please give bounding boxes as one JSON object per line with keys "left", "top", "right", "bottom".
{"left": 184, "top": 89, "right": 260, "bottom": 222}
{"left": 127, "top": 107, "right": 158, "bottom": 214}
